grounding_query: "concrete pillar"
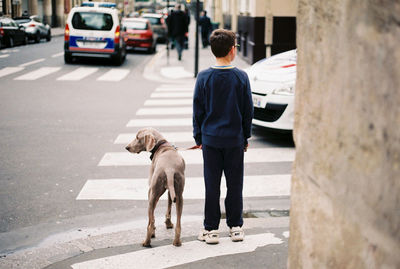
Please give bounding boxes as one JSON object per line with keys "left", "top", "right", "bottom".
{"left": 43, "top": 0, "right": 51, "bottom": 25}
{"left": 55, "top": 0, "right": 63, "bottom": 27}
{"left": 289, "top": 0, "right": 400, "bottom": 268}
{"left": 230, "top": 0, "right": 237, "bottom": 31}
{"left": 28, "top": 0, "right": 38, "bottom": 15}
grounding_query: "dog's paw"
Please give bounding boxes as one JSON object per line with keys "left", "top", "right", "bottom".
{"left": 142, "top": 241, "right": 152, "bottom": 248}
{"left": 173, "top": 239, "right": 182, "bottom": 247}
{"left": 165, "top": 220, "right": 174, "bottom": 229}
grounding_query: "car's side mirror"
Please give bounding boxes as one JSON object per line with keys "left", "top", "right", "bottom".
{"left": 123, "top": 26, "right": 127, "bottom": 32}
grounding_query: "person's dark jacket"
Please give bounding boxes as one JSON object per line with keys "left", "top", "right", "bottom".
{"left": 199, "top": 15, "right": 212, "bottom": 34}
{"left": 168, "top": 10, "right": 188, "bottom": 38}
{"left": 193, "top": 67, "right": 254, "bottom": 148}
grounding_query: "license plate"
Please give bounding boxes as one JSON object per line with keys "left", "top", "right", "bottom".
{"left": 129, "top": 34, "right": 140, "bottom": 38}
{"left": 252, "top": 95, "right": 264, "bottom": 108}
{"left": 78, "top": 41, "right": 106, "bottom": 49}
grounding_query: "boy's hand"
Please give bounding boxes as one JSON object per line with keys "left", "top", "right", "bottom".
{"left": 244, "top": 144, "right": 249, "bottom": 152}
{"left": 189, "top": 145, "right": 202, "bottom": 150}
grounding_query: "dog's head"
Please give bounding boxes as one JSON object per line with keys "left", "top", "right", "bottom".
{"left": 125, "top": 128, "right": 162, "bottom": 153}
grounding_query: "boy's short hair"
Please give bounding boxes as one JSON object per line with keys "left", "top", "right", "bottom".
{"left": 209, "top": 29, "right": 236, "bottom": 58}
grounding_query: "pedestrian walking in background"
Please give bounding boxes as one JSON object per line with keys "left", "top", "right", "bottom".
{"left": 199, "top": 10, "right": 212, "bottom": 48}
{"left": 192, "top": 29, "right": 254, "bottom": 244}
{"left": 167, "top": 4, "right": 189, "bottom": 60}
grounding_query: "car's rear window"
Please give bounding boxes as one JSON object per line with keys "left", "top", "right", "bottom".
{"left": 72, "top": 12, "right": 113, "bottom": 31}
{"left": 142, "top": 17, "right": 161, "bottom": 25}
{"left": 15, "top": 19, "right": 30, "bottom": 24}
{"left": 123, "top": 21, "right": 148, "bottom": 30}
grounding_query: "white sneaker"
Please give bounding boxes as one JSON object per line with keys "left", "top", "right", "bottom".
{"left": 229, "top": 226, "right": 244, "bottom": 242}
{"left": 198, "top": 229, "right": 219, "bottom": 244}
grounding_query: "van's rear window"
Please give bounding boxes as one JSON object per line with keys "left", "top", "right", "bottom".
{"left": 72, "top": 12, "right": 113, "bottom": 31}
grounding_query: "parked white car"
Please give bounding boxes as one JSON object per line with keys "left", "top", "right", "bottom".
{"left": 247, "top": 49, "right": 296, "bottom": 131}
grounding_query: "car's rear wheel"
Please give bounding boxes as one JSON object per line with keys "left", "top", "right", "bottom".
{"left": 7, "top": 37, "right": 14, "bottom": 48}
{"left": 46, "top": 31, "right": 51, "bottom": 42}
{"left": 35, "top": 33, "right": 40, "bottom": 43}
{"left": 64, "top": 52, "right": 73, "bottom": 64}
{"left": 23, "top": 35, "right": 28, "bottom": 45}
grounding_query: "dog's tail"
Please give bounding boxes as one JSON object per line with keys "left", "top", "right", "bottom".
{"left": 165, "top": 169, "right": 176, "bottom": 203}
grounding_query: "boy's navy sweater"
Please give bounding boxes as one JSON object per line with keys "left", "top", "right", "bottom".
{"left": 193, "top": 66, "right": 254, "bottom": 148}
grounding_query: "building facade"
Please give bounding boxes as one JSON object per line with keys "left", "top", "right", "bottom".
{"left": 203, "top": 0, "right": 297, "bottom": 64}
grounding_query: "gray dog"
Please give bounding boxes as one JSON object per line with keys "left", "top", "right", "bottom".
{"left": 125, "top": 128, "right": 185, "bottom": 247}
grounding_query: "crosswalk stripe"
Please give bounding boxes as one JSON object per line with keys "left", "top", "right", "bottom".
{"left": 97, "top": 69, "right": 130, "bottom": 81}
{"left": 51, "top": 52, "right": 64, "bottom": 58}
{"left": 57, "top": 67, "right": 98, "bottom": 81}
{"left": 0, "top": 54, "right": 9, "bottom": 58}
{"left": 76, "top": 175, "right": 291, "bottom": 200}
{"left": 19, "top": 58, "right": 45, "bottom": 67}
{"left": 151, "top": 92, "right": 193, "bottom": 98}
{"left": 155, "top": 86, "right": 193, "bottom": 92}
{"left": 144, "top": 99, "right": 192, "bottom": 106}
{"left": 71, "top": 233, "right": 283, "bottom": 269}
{"left": 98, "top": 148, "right": 295, "bottom": 166}
{"left": 14, "top": 67, "right": 61, "bottom": 80}
{"left": 127, "top": 118, "right": 192, "bottom": 127}
{"left": 0, "top": 67, "right": 24, "bottom": 78}
{"left": 115, "top": 132, "right": 194, "bottom": 144}
{"left": 136, "top": 107, "right": 192, "bottom": 115}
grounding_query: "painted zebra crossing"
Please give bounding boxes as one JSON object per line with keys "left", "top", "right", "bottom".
{"left": 0, "top": 66, "right": 131, "bottom": 82}
{"left": 77, "top": 83, "right": 294, "bottom": 201}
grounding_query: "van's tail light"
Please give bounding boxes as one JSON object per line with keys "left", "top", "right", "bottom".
{"left": 64, "top": 23, "right": 70, "bottom": 42}
{"left": 0, "top": 28, "right": 4, "bottom": 36}
{"left": 114, "top": 25, "right": 120, "bottom": 44}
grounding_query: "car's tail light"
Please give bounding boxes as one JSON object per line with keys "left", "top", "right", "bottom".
{"left": 141, "top": 33, "right": 152, "bottom": 39}
{"left": 29, "top": 24, "right": 35, "bottom": 27}
{"left": 0, "top": 28, "right": 4, "bottom": 36}
{"left": 114, "top": 25, "right": 120, "bottom": 44}
{"left": 64, "top": 23, "right": 70, "bottom": 42}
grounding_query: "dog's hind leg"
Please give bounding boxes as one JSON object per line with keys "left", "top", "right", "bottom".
{"left": 165, "top": 192, "right": 174, "bottom": 229}
{"left": 173, "top": 194, "right": 183, "bottom": 247}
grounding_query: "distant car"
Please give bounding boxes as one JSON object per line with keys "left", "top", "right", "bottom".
{"left": 0, "top": 17, "right": 28, "bottom": 48}
{"left": 247, "top": 49, "right": 297, "bottom": 131}
{"left": 122, "top": 18, "right": 157, "bottom": 53}
{"left": 64, "top": 5, "right": 126, "bottom": 65}
{"left": 141, "top": 13, "right": 167, "bottom": 43}
{"left": 14, "top": 15, "right": 51, "bottom": 43}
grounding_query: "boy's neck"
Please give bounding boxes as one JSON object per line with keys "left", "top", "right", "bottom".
{"left": 215, "top": 57, "right": 232, "bottom": 67}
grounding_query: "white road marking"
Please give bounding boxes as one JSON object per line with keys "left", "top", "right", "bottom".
{"left": 98, "top": 148, "right": 295, "bottom": 166}
{"left": 115, "top": 132, "right": 194, "bottom": 144}
{"left": 14, "top": 67, "right": 61, "bottom": 80}
{"left": 76, "top": 175, "right": 291, "bottom": 200}
{"left": 19, "top": 58, "right": 45, "bottom": 67}
{"left": 0, "top": 54, "right": 9, "bottom": 58}
{"left": 126, "top": 118, "right": 192, "bottom": 127}
{"left": 97, "top": 69, "right": 130, "bottom": 81}
{"left": 160, "top": 66, "right": 193, "bottom": 79}
{"left": 136, "top": 107, "right": 192, "bottom": 115}
{"left": 283, "top": 231, "right": 290, "bottom": 238}
{"left": 57, "top": 67, "right": 98, "bottom": 81}
{"left": 144, "top": 99, "right": 193, "bottom": 106}
{"left": 155, "top": 86, "right": 193, "bottom": 92}
{"left": 0, "top": 67, "right": 24, "bottom": 78}
{"left": 151, "top": 92, "right": 193, "bottom": 98}
{"left": 51, "top": 52, "right": 64, "bottom": 58}
{"left": 71, "top": 233, "right": 283, "bottom": 269}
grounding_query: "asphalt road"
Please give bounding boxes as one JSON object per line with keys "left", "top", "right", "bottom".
{"left": 0, "top": 37, "right": 294, "bottom": 259}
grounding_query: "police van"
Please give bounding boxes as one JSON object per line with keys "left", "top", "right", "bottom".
{"left": 64, "top": 3, "right": 126, "bottom": 65}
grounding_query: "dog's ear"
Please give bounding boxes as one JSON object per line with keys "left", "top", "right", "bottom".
{"left": 144, "top": 133, "right": 156, "bottom": 151}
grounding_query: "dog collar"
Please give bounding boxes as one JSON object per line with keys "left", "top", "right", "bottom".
{"left": 150, "top": 140, "right": 168, "bottom": 160}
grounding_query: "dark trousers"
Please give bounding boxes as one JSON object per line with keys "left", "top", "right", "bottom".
{"left": 202, "top": 145, "right": 244, "bottom": 231}
{"left": 201, "top": 30, "right": 209, "bottom": 47}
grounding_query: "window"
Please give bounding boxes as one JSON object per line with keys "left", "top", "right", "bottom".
{"left": 72, "top": 12, "right": 114, "bottom": 31}
{"left": 142, "top": 17, "right": 161, "bottom": 25}
{"left": 123, "top": 21, "right": 148, "bottom": 30}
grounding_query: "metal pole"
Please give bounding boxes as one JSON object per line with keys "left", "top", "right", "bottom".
{"left": 166, "top": 0, "right": 169, "bottom": 61}
{"left": 194, "top": 0, "right": 199, "bottom": 77}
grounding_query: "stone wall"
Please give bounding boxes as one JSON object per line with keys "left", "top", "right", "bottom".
{"left": 288, "top": 0, "right": 400, "bottom": 268}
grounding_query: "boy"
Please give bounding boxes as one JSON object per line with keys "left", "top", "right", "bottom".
{"left": 192, "top": 29, "right": 254, "bottom": 244}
